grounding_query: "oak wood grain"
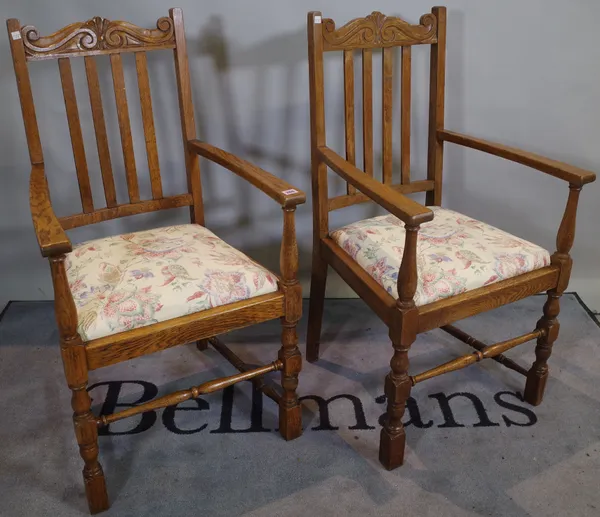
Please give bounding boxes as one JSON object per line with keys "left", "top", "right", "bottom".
{"left": 86, "top": 293, "right": 285, "bottom": 370}
{"left": 343, "top": 49, "right": 356, "bottom": 195}
{"left": 29, "top": 164, "right": 72, "bottom": 257}
{"left": 525, "top": 291, "right": 561, "bottom": 405}
{"left": 439, "top": 129, "right": 597, "bottom": 187}
{"left": 328, "top": 180, "right": 434, "bottom": 211}
{"left": 50, "top": 255, "right": 109, "bottom": 513}
{"left": 135, "top": 51, "right": 163, "bottom": 199}
{"left": 362, "top": 48, "right": 373, "bottom": 178}
{"left": 98, "top": 359, "right": 283, "bottom": 426}
{"left": 411, "top": 329, "right": 541, "bottom": 384}
{"left": 58, "top": 57, "right": 94, "bottom": 213}
{"left": 400, "top": 46, "right": 411, "bottom": 185}
{"left": 321, "top": 238, "right": 396, "bottom": 327}
{"left": 318, "top": 146, "right": 433, "bottom": 225}
{"left": 25, "top": 45, "right": 176, "bottom": 61}
{"left": 306, "top": 11, "right": 330, "bottom": 365}
{"left": 110, "top": 53, "right": 140, "bottom": 203}
{"left": 382, "top": 47, "right": 393, "bottom": 184}
{"left": 188, "top": 140, "right": 306, "bottom": 207}
{"left": 7, "top": 18, "right": 43, "bottom": 164}
{"left": 210, "top": 337, "right": 283, "bottom": 403}
{"left": 426, "top": 6, "right": 446, "bottom": 206}
{"left": 441, "top": 324, "right": 529, "bottom": 376}
{"left": 279, "top": 207, "right": 303, "bottom": 440}
{"left": 13, "top": 10, "right": 307, "bottom": 512}
{"left": 321, "top": 11, "right": 437, "bottom": 51}
{"left": 59, "top": 194, "right": 192, "bottom": 229}
{"left": 418, "top": 267, "right": 560, "bottom": 333}
{"left": 381, "top": 219, "right": 420, "bottom": 469}
{"left": 306, "top": 7, "right": 596, "bottom": 475}
{"left": 397, "top": 224, "right": 419, "bottom": 307}
{"left": 171, "top": 7, "right": 204, "bottom": 225}
{"left": 307, "top": 11, "right": 329, "bottom": 240}
{"left": 84, "top": 56, "right": 117, "bottom": 208}
{"left": 19, "top": 16, "right": 175, "bottom": 61}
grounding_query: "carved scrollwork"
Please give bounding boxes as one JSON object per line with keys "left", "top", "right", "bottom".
{"left": 21, "top": 16, "right": 175, "bottom": 59}
{"left": 322, "top": 11, "right": 437, "bottom": 50}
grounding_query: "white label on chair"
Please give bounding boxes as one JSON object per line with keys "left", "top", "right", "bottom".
{"left": 11, "top": 31, "right": 21, "bottom": 40}
{"left": 314, "top": 16, "right": 322, "bottom": 24}
{"left": 283, "top": 189, "right": 298, "bottom": 195}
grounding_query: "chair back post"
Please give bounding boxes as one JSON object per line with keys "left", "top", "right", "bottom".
{"left": 171, "top": 7, "right": 204, "bottom": 226}
{"left": 426, "top": 6, "right": 447, "bottom": 206}
{"left": 7, "top": 18, "right": 43, "bottom": 166}
{"left": 308, "top": 12, "right": 329, "bottom": 241}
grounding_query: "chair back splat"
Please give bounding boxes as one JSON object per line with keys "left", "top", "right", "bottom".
{"left": 7, "top": 8, "right": 204, "bottom": 229}
{"left": 307, "top": 7, "right": 447, "bottom": 223}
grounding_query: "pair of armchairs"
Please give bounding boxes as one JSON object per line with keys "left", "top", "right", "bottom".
{"left": 8, "top": 7, "right": 595, "bottom": 514}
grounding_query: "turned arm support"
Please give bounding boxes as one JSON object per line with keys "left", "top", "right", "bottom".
{"left": 316, "top": 146, "right": 429, "bottom": 310}
{"left": 30, "top": 163, "right": 72, "bottom": 257}
{"left": 279, "top": 206, "right": 302, "bottom": 324}
{"left": 551, "top": 185, "right": 581, "bottom": 292}
{"left": 439, "top": 129, "right": 595, "bottom": 290}
{"left": 188, "top": 140, "right": 306, "bottom": 208}
{"left": 438, "top": 130, "right": 597, "bottom": 187}
{"left": 317, "top": 146, "right": 433, "bottom": 226}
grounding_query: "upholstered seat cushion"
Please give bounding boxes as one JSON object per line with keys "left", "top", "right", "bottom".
{"left": 66, "top": 224, "right": 279, "bottom": 341}
{"left": 331, "top": 207, "right": 551, "bottom": 307}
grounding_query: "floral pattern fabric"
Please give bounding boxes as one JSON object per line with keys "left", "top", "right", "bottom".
{"left": 331, "top": 207, "right": 550, "bottom": 307}
{"left": 66, "top": 224, "right": 279, "bottom": 341}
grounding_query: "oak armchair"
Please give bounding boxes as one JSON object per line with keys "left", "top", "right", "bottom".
{"left": 9, "top": 9, "right": 305, "bottom": 514}
{"left": 306, "top": 8, "right": 595, "bottom": 470}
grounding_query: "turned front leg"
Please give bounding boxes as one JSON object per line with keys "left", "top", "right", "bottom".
{"left": 278, "top": 207, "right": 302, "bottom": 440}
{"left": 380, "top": 223, "right": 420, "bottom": 470}
{"left": 524, "top": 292, "right": 560, "bottom": 405}
{"left": 51, "top": 256, "right": 109, "bottom": 514}
{"left": 380, "top": 335, "right": 413, "bottom": 469}
{"left": 525, "top": 185, "right": 580, "bottom": 406}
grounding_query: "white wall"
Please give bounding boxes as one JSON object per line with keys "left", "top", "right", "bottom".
{"left": 1, "top": 0, "right": 599, "bottom": 311}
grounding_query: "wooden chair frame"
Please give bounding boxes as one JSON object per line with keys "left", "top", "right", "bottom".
{"left": 306, "top": 8, "right": 596, "bottom": 470}
{"left": 8, "top": 9, "right": 305, "bottom": 514}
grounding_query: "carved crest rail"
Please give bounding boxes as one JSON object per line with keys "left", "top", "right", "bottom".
{"left": 321, "top": 11, "right": 437, "bottom": 51}
{"left": 19, "top": 16, "right": 175, "bottom": 60}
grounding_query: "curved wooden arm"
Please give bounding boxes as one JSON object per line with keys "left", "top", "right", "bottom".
{"left": 187, "top": 140, "right": 306, "bottom": 208}
{"left": 30, "top": 164, "right": 72, "bottom": 257}
{"left": 317, "top": 146, "right": 434, "bottom": 225}
{"left": 438, "top": 130, "right": 596, "bottom": 187}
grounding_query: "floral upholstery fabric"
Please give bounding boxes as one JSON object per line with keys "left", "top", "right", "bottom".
{"left": 331, "top": 207, "right": 550, "bottom": 307}
{"left": 66, "top": 224, "right": 279, "bottom": 341}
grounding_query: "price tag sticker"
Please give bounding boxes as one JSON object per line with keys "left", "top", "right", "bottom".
{"left": 11, "top": 31, "right": 21, "bottom": 40}
{"left": 283, "top": 189, "right": 299, "bottom": 195}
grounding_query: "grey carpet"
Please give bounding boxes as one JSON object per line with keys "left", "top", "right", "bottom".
{"left": 0, "top": 295, "right": 599, "bottom": 517}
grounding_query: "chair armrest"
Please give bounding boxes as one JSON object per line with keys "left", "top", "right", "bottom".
{"left": 188, "top": 140, "right": 306, "bottom": 208}
{"left": 438, "top": 130, "right": 596, "bottom": 187}
{"left": 30, "top": 164, "right": 72, "bottom": 257}
{"left": 317, "top": 146, "right": 434, "bottom": 225}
